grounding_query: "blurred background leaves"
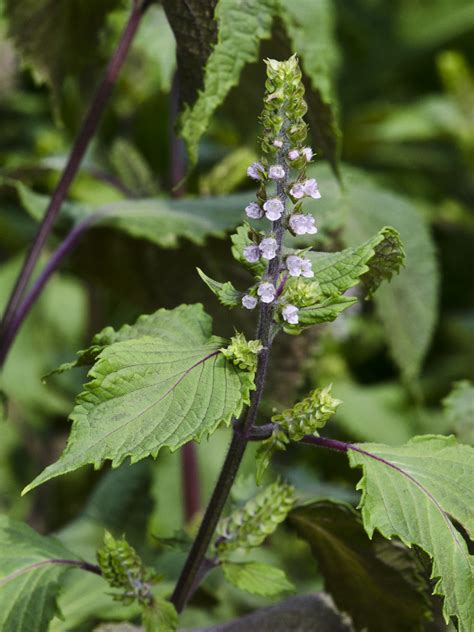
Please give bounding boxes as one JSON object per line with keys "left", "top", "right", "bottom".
{"left": 0, "top": 0, "right": 473, "bottom": 629}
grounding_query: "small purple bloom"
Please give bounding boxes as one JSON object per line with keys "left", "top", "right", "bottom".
{"left": 303, "top": 178, "right": 321, "bottom": 199}
{"left": 289, "top": 213, "right": 318, "bottom": 235}
{"left": 268, "top": 164, "right": 286, "bottom": 180}
{"left": 273, "top": 139, "right": 283, "bottom": 148}
{"left": 302, "top": 147, "right": 313, "bottom": 162}
{"left": 243, "top": 244, "right": 261, "bottom": 263}
{"left": 245, "top": 202, "right": 264, "bottom": 219}
{"left": 257, "top": 282, "right": 276, "bottom": 304}
{"left": 290, "top": 182, "right": 306, "bottom": 199}
{"left": 247, "top": 162, "right": 265, "bottom": 181}
{"left": 263, "top": 198, "right": 284, "bottom": 221}
{"left": 259, "top": 237, "right": 278, "bottom": 260}
{"left": 288, "top": 149, "right": 300, "bottom": 161}
{"left": 282, "top": 304, "right": 299, "bottom": 324}
{"left": 242, "top": 294, "right": 257, "bottom": 310}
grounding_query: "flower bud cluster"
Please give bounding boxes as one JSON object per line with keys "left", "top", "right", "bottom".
{"left": 272, "top": 385, "right": 342, "bottom": 442}
{"left": 255, "top": 385, "right": 342, "bottom": 483}
{"left": 240, "top": 55, "right": 322, "bottom": 328}
{"left": 221, "top": 332, "right": 263, "bottom": 372}
{"left": 214, "top": 480, "right": 295, "bottom": 558}
{"left": 97, "top": 532, "right": 161, "bottom": 605}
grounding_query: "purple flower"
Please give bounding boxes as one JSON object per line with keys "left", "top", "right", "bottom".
{"left": 257, "top": 282, "right": 276, "bottom": 304}
{"left": 290, "top": 182, "right": 306, "bottom": 199}
{"left": 286, "top": 255, "right": 313, "bottom": 277}
{"left": 288, "top": 149, "right": 300, "bottom": 161}
{"left": 301, "top": 147, "right": 313, "bottom": 162}
{"left": 289, "top": 213, "right": 318, "bottom": 235}
{"left": 301, "top": 258, "right": 314, "bottom": 278}
{"left": 259, "top": 237, "right": 278, "bottom": 260}
{"left": 290, "top": 178, "right": 321, "bottom": 200}
{"left": 303, "top": 178, "right": 321, "bottom": 199}
{"left": 268, "top": 164, "right": 286, "bottom": 180}
{"left": 273, "top": 139, "right": 283, "bottom": 148}
{"left": 247, "top": 162, "right": 265, "bottom": 181}
{"left": 245, "top": 202, "right": 264, "bottom": 219}
{"left": 263, "top": 198, "right": 284, "bottom": 221}
{"left": 282, "top": 304, "right": 299, "bottom": 324}
{"left": 243, "top": 244, "right": 261, "bottom": 263}
{"left": 242, "top": 294, "right": 257, "bottom": 310}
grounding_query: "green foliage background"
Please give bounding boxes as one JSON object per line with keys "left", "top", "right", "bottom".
{"left": 0, "top": 0, "right": 473, "bottom": 630}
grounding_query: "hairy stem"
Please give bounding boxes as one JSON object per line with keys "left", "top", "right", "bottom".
{"left": 170, "top": 141, "right": 289, "bottom": 613}
{"left": 0, "top": 0, "right": 152, "bottom": 354}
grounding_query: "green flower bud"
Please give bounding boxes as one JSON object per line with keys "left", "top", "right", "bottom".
{"left": 221, "top": 332, "right": 263, "bottom": 372}
{"left": 272, "top": 384, "right": 342, "bottom": 441}
{"left": 283, "top": 277, "right": 322, "bottom": 308}
{"left": 255, "top": 386, "right": 341, "bottom": 482}
{"left": 260, "top": 55, "right": 309, "bottom": 155}
{"left": 215, "top": 480, "right": 295, "bottom": 558}
{"left": 97, "top": 532, "right": 161, "bottom": 606}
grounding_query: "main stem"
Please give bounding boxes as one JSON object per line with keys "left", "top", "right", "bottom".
{"left": 170, "top": 143, "right": 289, "bottom": 613}
{"left": 0, "top": 0, "right": 152, "bottom": 352}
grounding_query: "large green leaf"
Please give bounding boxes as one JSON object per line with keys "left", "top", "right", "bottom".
{"left": 348, "top": 435, "right": 474, "bottom": 631}
{"left": 24, "top": 305, "right": 254, "bottom": 493}
{"left": 9, "top": 179, "right": 246, "bottom": 248}
{"left": 343, "top": 169, "right": 438, "bottom": 380}
{"left": 278, "top": 0, "right": 340, "bottom": 171}
{"left": 4, "top": 0, "right": 121, "bottom": 105}
{"left": 309, "top": 164, "right": 438, "bottom": 380}
{"left": 176, "top": 0, "right": 277, "bottom": 167}
{"left": 289, "top": 500, "right": 431, "bottom": 631}
{"left": 307, "top": 226, "right": 404, "bottom": 298}
{"left": 0, "top": 517, "right": 81, "bottom": 632}
{"left": 222, "top": 561, "right": 294, "bottom": 597}
{"left": 52, "top": 303, "right": 213, "bottom": 375}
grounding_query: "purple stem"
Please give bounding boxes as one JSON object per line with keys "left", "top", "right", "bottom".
{"left": 301, "top": 435, "right": 351, "bottom": 453}
{"left": 170, "top": 123, "right": 290, "bottom": 614}
{"left": 0, "top": 213, "right": 104, "bottom": 366}
{"left": 0, "top": 0, "right": 152, "bottom": 352}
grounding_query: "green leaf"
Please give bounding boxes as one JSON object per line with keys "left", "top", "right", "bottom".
{"left": 8, "top": 178, "right": 246, "bottom": 248}
{"left": 197, "top": 268, "right": 241, "bottom": 308}
{"left": 278, "top": 0, "right": 341, "bottom": 172}
{"left": 333, "top": 165, "right": 439, "bottom": 381}
{"left": 142, "top": 599, "right": 178, "bottom": 632}
{"left": 177, "top": 0, "right": 277, "bottom": 167}
{"left": 222, "top": 561, "right": 294, "bottom": 597}
{"left": 51, "top": 303, "right": 212, "bottom": 375}
{"left": 4, "top": 0, "right": 121, "bottom": 106}
{"left": 0, "top": 517, "right": 80, "bottom": 632}
{"left": 289, "top": 500, "right": 431, "bottom": 631}
{"left": 292, "top": 295, "right": 358, "bottom": 332}
{"left": 24, "top": 306, "right": 254, "bottom": 493}
{"left": 307, "top": 226, "right": 404, "bottom": 298}
{"left": 348, "top": 435, "right": 474, "bottom": 631}
{"left": 0, "top": 254, "right": 87, "bottom": 415}
{"left": 443, "top": 381, "right": 474, "bottom": 445}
